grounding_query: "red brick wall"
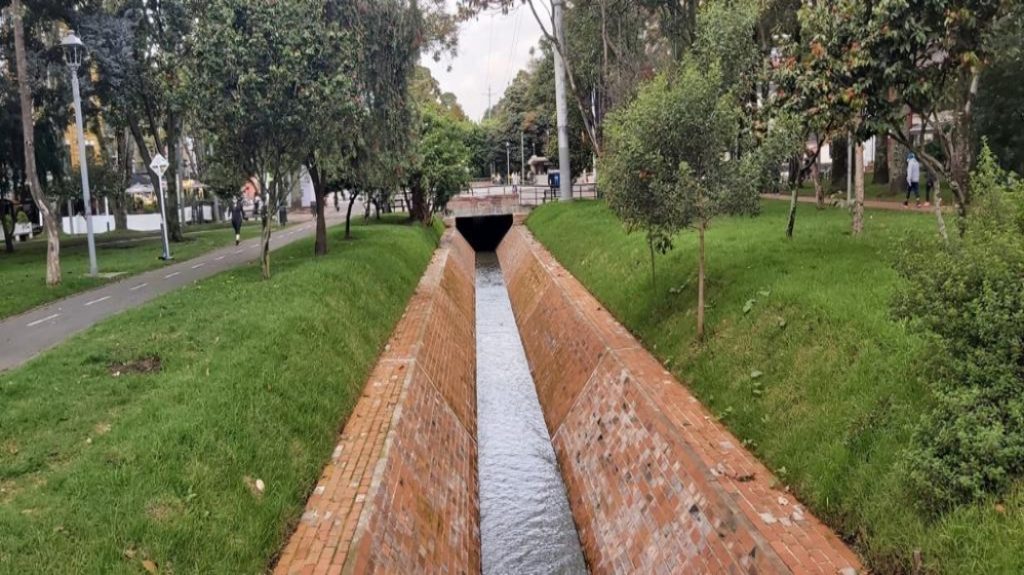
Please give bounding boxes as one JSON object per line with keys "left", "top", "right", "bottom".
{"left": 275, "top": 230, "right": 479, "bottom": 575}
{"left": 498, "top": 226, "right": 862, "bottom": 575}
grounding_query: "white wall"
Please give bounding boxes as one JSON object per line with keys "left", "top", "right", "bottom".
{"left": 62, "top": 207, "right": 216, "bottom": 235}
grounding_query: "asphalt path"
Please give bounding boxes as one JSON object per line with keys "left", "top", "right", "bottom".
{"left": 0, "top": 209, "right": 352, "bottom": 373}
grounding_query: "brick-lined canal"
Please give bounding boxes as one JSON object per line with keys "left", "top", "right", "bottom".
{"left": 475, "top": 252, "right": 588, "bottom": 574}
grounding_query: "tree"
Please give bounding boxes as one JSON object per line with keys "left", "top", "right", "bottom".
{"left": 799, "top": 0, "right": 1013, "bottom": 227}
{"left": 10, "top": 0, "right": 61, "bottom": 285}
{"left": 603, "top": 60, "right": 765, "bottom": 340}
{"left": 973, "top": 1, "right": 1024, "bottom": 176}
{"left": 191, "top": 0, "right": 356, "bottom": 279}
{"left": 408, "top": 106, "right": 472, "bottom": 224}
{"left": 88, "top": 0, "right": 194, "bottom": 242}
{"left": 305, "top": 0, "right": 422, "bottom": 256}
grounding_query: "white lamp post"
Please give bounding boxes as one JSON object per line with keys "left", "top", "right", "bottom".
{"left": 61, "top": 31, "right": 98, "bottom": 276}
{"left": 150, "top": 153, "right": 172, "bottom": 260}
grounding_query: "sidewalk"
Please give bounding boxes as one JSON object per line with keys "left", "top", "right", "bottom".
{"left": 0, "top": 207, "right": 350, "bottom": 373}
{"left": 762, "top": 193, "right": 948, "bottom": 213}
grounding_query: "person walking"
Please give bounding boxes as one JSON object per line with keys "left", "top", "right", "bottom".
{"left": 905, "top": 153, "right": 921, "bottom": 207}
{"left": 231, "top": 198, "right": 244, "bottom": 246}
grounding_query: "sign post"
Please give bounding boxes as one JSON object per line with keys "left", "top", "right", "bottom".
{"left": 150, "top": 153, "right": 172, "bottom": 260}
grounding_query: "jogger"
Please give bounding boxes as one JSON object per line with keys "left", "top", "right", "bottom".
{"left": 231, "top": 199, "right": 244, "bottom": 245}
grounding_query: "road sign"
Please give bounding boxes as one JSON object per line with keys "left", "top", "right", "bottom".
{"left": 150, "top": 153, "right": 169, "bottom": 177}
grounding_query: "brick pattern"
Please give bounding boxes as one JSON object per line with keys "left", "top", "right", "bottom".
{"left": 274, "top": 231, "right": 479, "bottom": 575}
{"left": 498, "top": 226, "right": 862, "bottom": 575}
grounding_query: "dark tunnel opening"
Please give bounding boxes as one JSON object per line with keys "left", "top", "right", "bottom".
{"left": 456, "top": 215, "right": 514, "bottom": 252}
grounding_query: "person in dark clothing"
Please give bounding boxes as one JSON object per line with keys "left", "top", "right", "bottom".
{"left": 231, "top": 199, "right": 244, "bottom": 246}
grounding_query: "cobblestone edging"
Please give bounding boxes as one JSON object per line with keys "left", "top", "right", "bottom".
{"left": 274, "top": 230, "right": 479, "bottom": 575}
{"left": 497, "top": 225, "right": 862, "bottom": 575}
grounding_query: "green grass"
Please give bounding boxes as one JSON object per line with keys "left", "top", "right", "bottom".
{"left": 0, "top": 222, "right": 270, "bottom": 321}
{"left": 0, "top": 221, "right": 440, "bottom": 574}
{"left": 527, "top": 201, "right": 1024, "bottom": 574}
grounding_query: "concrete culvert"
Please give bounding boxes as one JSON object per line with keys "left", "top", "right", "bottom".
{"left": 456, "top": 215, "right": 513, "bottom": 252}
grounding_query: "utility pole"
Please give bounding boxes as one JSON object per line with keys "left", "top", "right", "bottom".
{"left": 552, "top": 0, "right": 573, "bottom": 202}
{"left": 521, "top": 131, "right": 526, "bottom": 184}
{"left": 63, "top": 32, "right": 98, "bottom": 276}
{"left": 591, "top": 88, "right": 599, "bottom": 188}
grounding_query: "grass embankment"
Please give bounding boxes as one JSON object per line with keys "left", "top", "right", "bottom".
{"left": 0, "top": 220, "right": 440, "bottom": 573}
{"left": 0, "top": 222, "right": 269, "bottom": 320}
{"left": 528, "top": 201, "right": 1024, "bottom": 574}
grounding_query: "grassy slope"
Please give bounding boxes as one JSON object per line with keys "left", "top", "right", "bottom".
{"left": 528, "top": 201, "right": 1024, "bottom": 574}
{"left": 0, "top": 222, "right": 268, "bottom": 320}
{"left": 0, "top": 220, "right": 439, "bottom": 574}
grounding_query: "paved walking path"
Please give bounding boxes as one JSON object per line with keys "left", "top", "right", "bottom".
{"left": 0, "top": 209, "right": 351, "bottom": 373}
{"left": 762, "top": 192, "right": 947, "bottom": 213}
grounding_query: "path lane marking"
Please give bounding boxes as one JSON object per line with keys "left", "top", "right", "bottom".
{"left": 234, "top": 249, "right": 245, "bottom": 254}
{"left": 84, "top": 296, "right": 111, "bottom": 307}
{"left": 215, "top": 256, "right": 226, "bottom": 261}
{"left": 192, "top": 263, "right": 206, "bottom": 269}
{"left": 130, "top": 283, "right": 149, "bottom": 292}
{"left": 27, "top": 313, "right": 60, "bottom": 328}
{"left": 164, "top": 272, "right": 181, "bottom": 279}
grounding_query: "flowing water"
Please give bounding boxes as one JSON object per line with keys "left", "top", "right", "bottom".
{"left": 475, "top": 252, "right": 588, "bottom": 575}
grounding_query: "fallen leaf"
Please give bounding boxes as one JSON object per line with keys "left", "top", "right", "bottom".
{"left": 141, "top": 559, "right": 158, "bottom": 574}
{"left": 751, "top": 370, "right": 764, "bottom": 380}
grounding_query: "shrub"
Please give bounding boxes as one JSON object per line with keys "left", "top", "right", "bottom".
{"left": 894, "top": 144, "right": 1024, "bottom": 511}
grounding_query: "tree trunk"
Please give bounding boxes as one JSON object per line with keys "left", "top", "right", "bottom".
{"left": 410, "top": 175, "right": 430, "bottom": 224}
{"left": 164, "top": 120, "right": 184, "bottom": 242}
{"left": 113, "top": 128, "right": 132, "bottom": 231}
{"left": 345, "top": 191, "right": 358, "bottom": 240}
{"left": 831, "top": 135, "right": 847, "bottom": 189}
{"left": 890, "top": 119, "right": 910, "bottom": 195}
{"left": 811, "top": 160, "right": 825, "bottom": 209}
{"left": 12, "top": 0, "right": 60, "bottom": 285}
{"left": 306, "top": 162, "right": 329, "bottom": 256}
{"left": 932, "top": 178, "right": 949, "bottom": 242}
{"left": 873, "top": 135, "right": 890, "bottom": 185}
{"left": 786, "top": 183, "right": 798, "bottom": 238}
{"left": 260, "top": 178, "right": 275, "bottom": 280}
{"left": 2, "top": 216, "right": 14, "bottom": 253}
{"left": 852, "top": 142, "right": 865, "bottom": 236}
{"left": 697, "top": 220, "right": 707, "bottom": 341}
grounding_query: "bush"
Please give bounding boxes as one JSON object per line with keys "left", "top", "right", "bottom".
{"left": 894, "top": 145, "right": 1024, "bottom": 511}
{"left": 16, "top": 211, "right": 29, "bottom": 225}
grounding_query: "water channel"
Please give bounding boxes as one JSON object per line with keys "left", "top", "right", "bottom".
{"left": 475, "top": 252, "right": 588, "bottom": 575}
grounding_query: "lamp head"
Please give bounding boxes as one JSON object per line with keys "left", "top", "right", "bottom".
{"left": 61, "top": 31, "right": 86, "bottom": 69}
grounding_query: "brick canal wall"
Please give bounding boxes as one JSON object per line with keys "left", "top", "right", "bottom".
{"left": 497, "top": 225, "right": 862, "bottom": 575}
{"left": 275, "top": 230, "right": 479, "bottom": 575}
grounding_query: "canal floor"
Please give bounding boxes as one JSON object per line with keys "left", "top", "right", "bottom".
{"left": 475, "top": 252, "right": 588, "bottom": 574}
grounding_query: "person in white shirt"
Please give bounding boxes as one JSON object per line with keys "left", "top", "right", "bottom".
{"left": 905, "top": 153, "right": 921, "bottom": 207}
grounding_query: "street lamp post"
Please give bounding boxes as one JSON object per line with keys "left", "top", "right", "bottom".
{"left": 61, "top": 32, "right": 98, "bottom": 276}
{"left": 150, "top": 153, "right": 172, "bottom": 260}
{"left": 506, "top": 141, "right": 511, "bottom": 189}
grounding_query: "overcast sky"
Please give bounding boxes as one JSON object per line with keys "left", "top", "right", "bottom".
{"left": 423, "top": 2, "right": 546, "bottom": 122}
